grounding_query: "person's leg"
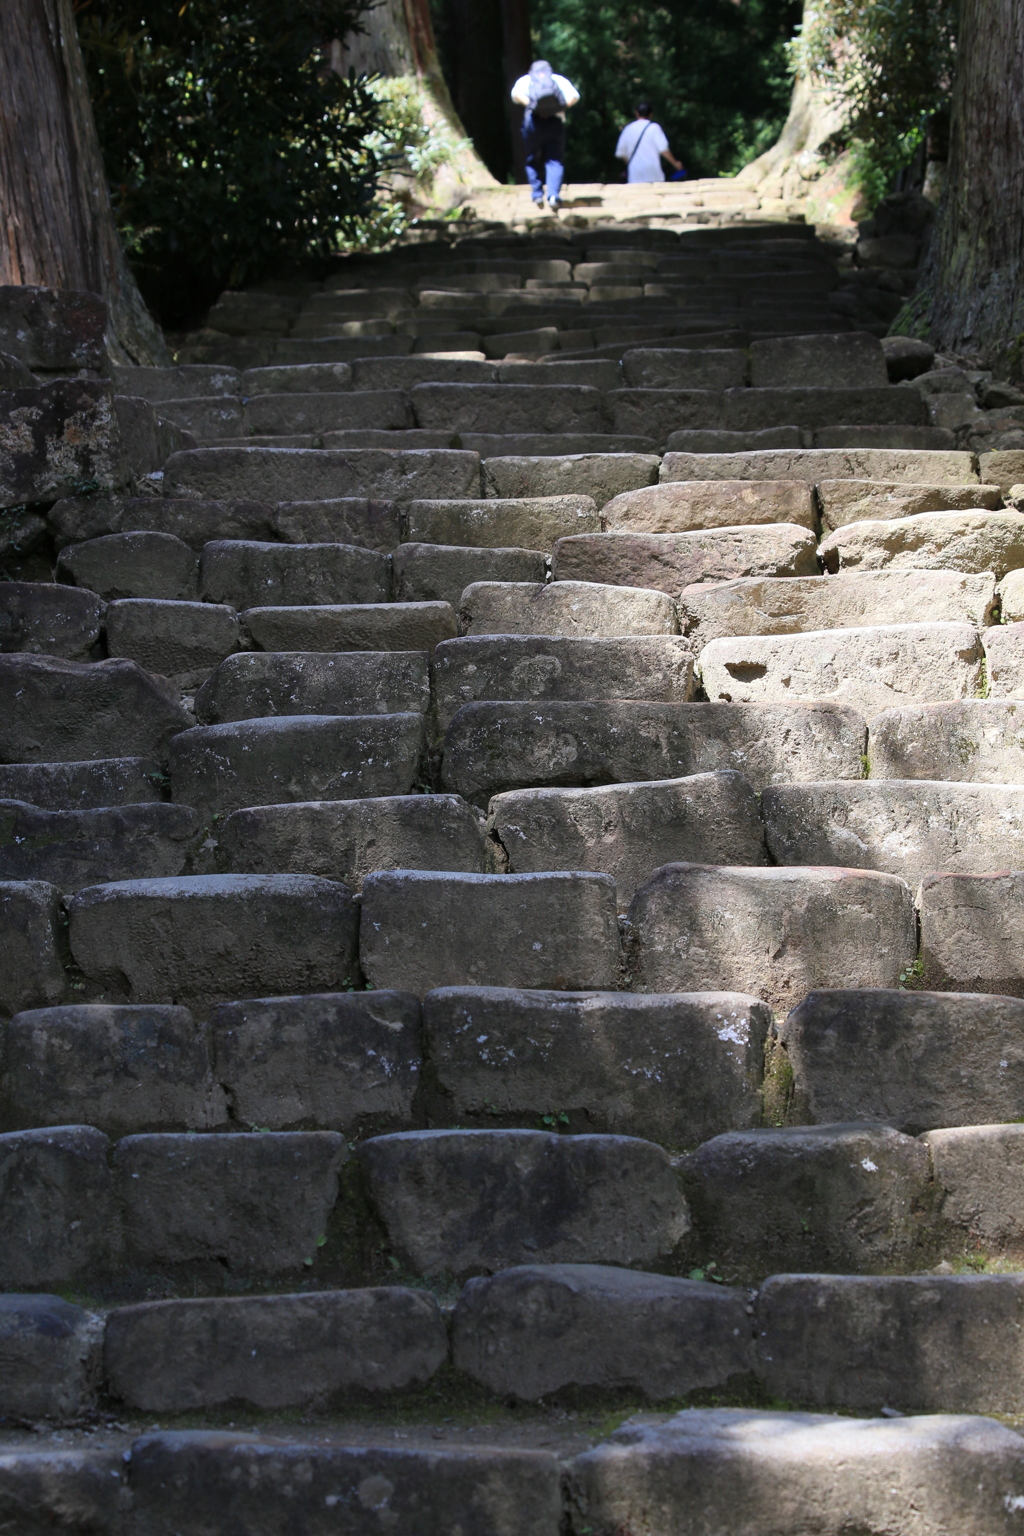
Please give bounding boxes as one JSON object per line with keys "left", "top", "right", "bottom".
{"left": 522, "top": 110, "right": 544, "bottom": 204}
{"left": 524, "top": 158, "right": 544, "bottom": 203}
{"left": 542, "top": 120, "right": 566, "bottom": 204}
{"left": 545, "top": 157, "right": 564, "bottom": 203}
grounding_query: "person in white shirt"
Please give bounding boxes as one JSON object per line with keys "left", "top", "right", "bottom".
{"left": 510, "top": 60, "right": 580, "bottom": 211}
{"left": 615, "top": 102, "right": 684, "bottom": 183}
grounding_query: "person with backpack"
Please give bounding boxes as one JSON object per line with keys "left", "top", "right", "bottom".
{"left": 511, "top": 60, "right": 580, "bottom": 211}
{"left": 615, "top": 102, "right": 685, "bottom": 183}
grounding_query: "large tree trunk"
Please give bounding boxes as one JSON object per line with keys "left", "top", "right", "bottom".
{"left": 437, "top": 0, "right": 510, "bottom": 182}
{"left": 735, "top": 3, "right": 859, "bottom": 227}
{"left": 0, "top": 0, "right": 168, "bottom": 365}
{"left": 922, "top": 0, "right": 1024, "bottom": 357}
{"left": 500, "top": 0, "right": 532, "bottom": 183}
{"left": 336, "top": 0, "right": 497, "bottom": 208}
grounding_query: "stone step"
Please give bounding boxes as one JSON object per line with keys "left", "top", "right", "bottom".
{"left": 50, "top": 493, "right": 279, "bottom": 549}
{"left": 0, "top": 654, "right": 190, "bottom": 764}
{"left": 198, "top": 538, "right": 390, "bottom": 607}
{"left": 457, "top": 579, "right": 681, "bottom": 640}
{"left": 819, "top": 508, "right": 1024, "bottom": 577}
{"left": 698, "top": 621, "right": 984, "bottom": 717}
{"left": 625, "top": 863, "right": 915, "bottom": 1012}
{"left": 680, "top": 571, "right": 996, "bottom": 649}
{"left": 0, "top": 580, "right": 104, "bottom": 659}
{"left": 0, "top": 756, "right": 163, "bottom": 810}
{"left": 105, "top": 597, "right": 240, "bottom": 687}
{"left": 621, "top": 347, "right": 748, "bottom": 389}
{"left": 410, "top": 383, "right": 604, "bottom": 435}
{"left": 241, "top": 361, "right": 355, "bottom": 393}
{"left": 243, "top": 600, "right": 456, "bottom": 652}
{"left": 762, "top": 780, "right": 1024, "bottom": 884}
{"left": 869, "top": 699, "right": 1024, "bottom": 781}
{"left": 481, "top": 450, "right": 660, "bottom": 505}
{"left": 553, "top": 524, "right": 819, "bottom": 594}
{"left": 602, "top": 476, "right": 816, "bottom": 533}
{"left": 920, "top": 870, "right": 1024, "bottom": 993}
{"left": 56, "top": 530, "right": 199, "bottom": 600}
{"left": 442, "top": 699, "right": 865, "bottom": 805}
{"left": 667, "top": 425, "right": 802, "bottom": 452}
{"left": 610, "top": 385, "right": 928, "bottom": 442}
{"left": 489, "top": 771, "right": 765, "bottom": 904}
{"left": 112, "top": 363, "right": 241, "bottom": 400}
{"left": 749, "top": 331, "right": 888, "bottom": 388}
{"left": 274, "top": 495, "right": 400, "bottom": 550}
{"left": 981, "top": 620, "right": 1024, "bottom": 695}
{"left": 433, "top": 635, "right": 692, "bottom": 732}
{"left": 150, "top": 394, "right": 245, "bottom": 439}
{"left": 393, "top": 541, "right": 546, "bottom": 606}
{"left": 0, "top": 800, "right": 201, "bottom": 892}
{"left": 168, "top": 713, "right": 425, "bottom": 811}
{"left": 163, "top": 446, "right": 482, "bottom": 503}
{"left": 661, "top": 446, "right": 977, "bottom": 485}
{"left": 243, "top": 389, "right": 413, "bottom": 436}
{"left": 405, "top": 493, "right": 598, "bottom": 547}
{"left": 216, "top": 792, "right": 496, "bottom": 887}
{"left": 193, "top": 650, "right": 429, "bottom": 722}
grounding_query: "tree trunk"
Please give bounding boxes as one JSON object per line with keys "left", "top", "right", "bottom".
{"left": 921, "top": 0, "right": 1024, "bottom": 358}
{"left": 0, "top": 0, "right": 168, "bottom": 365}
{"left": 500, "top": 0, "right": 532, "bottom": 183}
{"left": 437, "top": 0, "right": 510, "bottom": 182}
{"left": 337, "top": 0, "right": 497, "bottom": 207}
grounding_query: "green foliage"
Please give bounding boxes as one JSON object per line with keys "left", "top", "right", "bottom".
{"left": 75, "top": 0, "right": 384, "bottom": 327}
{"left": 792, "top": 0, "right": 957, "bottom": 200}
{"left": 530, "top": 0, "right": 802, "bottom": 182}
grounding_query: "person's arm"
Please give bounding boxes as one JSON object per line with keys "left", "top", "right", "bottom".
{"left": 661, "top": 147, "right": 684, "bottom": 170}
{"left": 614, "top": 126, "right": 632, "bottom": 160}
{"left": 651, "top": 123, "right": 683, "bottom": 171}
{"left": 510, "top": 75, "right": 531, "bottom": 106}
{"left": 552, "top": 74, "right": 580, "bottom": 107}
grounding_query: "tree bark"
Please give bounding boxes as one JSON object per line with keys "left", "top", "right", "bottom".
{"left": 0, "top": 0, "right": 168, "bottom": 364}
{"left": 922, "top": 0, "right": 1024, "bottom": 357}
{"left": 500, "top": 0, "right": 532, "bottom": 183}
{"left": 336, "top": 0, "right": 497, "bottom": 205}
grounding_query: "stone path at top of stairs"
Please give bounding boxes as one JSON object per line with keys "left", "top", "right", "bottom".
{"left": 6, "top": 208, "right": 1024, "bottom": 1534}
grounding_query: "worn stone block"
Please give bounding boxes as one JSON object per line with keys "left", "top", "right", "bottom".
{"left": 198, "top": 539, "right": 389, "bottom": 609}
{"left": 0, "top": 655, "right": 190, "bottom": 764}
{"left": 360, "top": 870, "right": 621, "bottom": 993}
{"left": 621, "top": 349, "right": 748, "bottom": 390}
{"left": 482, "top": 453, "right": 660, "bottom": 507}
{"left": 660, "top": 447, "right": 977, "bottom": 485}
{"left": 0, "top": 583, "right": 104, "bottom": 660}
{"left": 433, "top": 637, "right": 693, "bottom": 733}
{"left": 57, "top": 531, "right": 199, "bottom": 601}
{"left": 666, "top": 427, "right": 803, "bottom": 453}
{"left": 786, "top": 989, "right": 1024, "bottom": 1136}
{"left": 554, "top": 525, "right": 819, "bottom": 596}
{"left": 244, "top": 390, "right": 411, "bottom": 436}
{"left": 352, "top": 358, "right": 493, "bottom": 389}
{"left": 602, "top": 479, "right": 816, "bottom": 535}
{"left": 164, "top": 446, "right": 482, "bottom": 503}
{"left": 242, "top": 364, "right": 353, "bottom": 395}
{"left": 491, "top": 771, "right": 765, "bottom": 905}
{"left": 1, "top": 1002, "right": 222, "bottom": 1136}
{"left": 359, "top": 1129, "right": 688, "bottom": 1276}
{"left": 273, "top": 496, "right": 400, "bottom": 552}
{"left": 411, "top": 383, "right": 603, "bottom": 435}
{"left": 0, "top": 880, "right": 66, "bottom": 1017}
{"left": 0, "top": 285, "right": 106, "bottom": 372}
{"left": 0, "top": 800, "right": 201, "bottom": 892}
{"left": 724, "top": 387, "right": 926, "bottom": 433}
{"left": 169, "top": 714, "right": 424, "bottom": 811}
{"left": 758, "top": 1274, "right": 1024, "bottom": 1413}
{"left": 393, "top": 542, "right": 545, "bottom": 607}
{"left": 50, "top": 494, "right": 278, "bottom": 550}
{"left": 217, "top": 794, "right": 493, "bottom": 887}
{"left": 608, "top": 389, "right": 723, "bottom": 441}
{"left": 0, "top": 381, "right": 129, "bottom": 507}
{"left": 0, "top": 1295, "right": 102, "bottom": 1419}
{"left": 209, "top": 990, "right": 421, "bottom": 1133}
{"left": 114, "top": 364, "right": 240, "bottom": 401}
{"left": 569, "top": 1408, "right": 1024, "bottom": 1536}
{"left": 244, "top": 600, "right": 456, "bottom": 653}
{"left": 194, "top": 650, "right": 429, "bottom": 724}
{"left": 750, "top": 332, "right": 888, "bottom": 388}
{"left": 626, "top": 864, "right": 915, "bottom": 1012}
{"left": 443, "top": 700, "right": 866, "bottom": 806}
{"left": 984, "top": 622, "right": 1024, "bottom": 696}
{"left": 699, "top": 622, "right": 984, "bottom": 718}
{"left": 106, "top": 599, "right": 239, "bottom": 686}
{"left": 979, "top": 449, "right": 1024, "bottom": 494}
{"left": 126, "top": 1433, "right": 562, "bottom": 1536}
{"left": 817, "top": 478, "right": 1003, "bottom": 532}
{"left": 405, "top": 494, "right": 598, "bottom": 549}
{"left": 925, "top": 1123, "right": 1024, "bottom": 1251}
{"left": 681, "top": 571, "right": 995, "bottom": 651}
{"left": 454, "top": 1265, "right": 753, "bottom": 1402}
{"left": 681, "top": 1124, "right": 930, "bottom": 1279}
{"left": 458, "top": 580, "right": 680, "bottom": 642}
{"left": 869, "top": 700, "right": 1024, "bottom": 782}
{"left": 762, "top": 781, "right": 1024, "bottom": 885}
{"left": 0, "top": 756, "right": 164, "bottom": 811}
{"left": 424, "top": 986, "right": 770, "bottom": 1145}
{"left": 114, "top": 1130, "right": 346, "bottom": 1272}
{"left": 819, "top": 510, "right": 1024, "bottom": 578}
{"left": 105, "top": 1288, "right": 445, "bottom": 1411}
{"left": 0, "top": 1126, "right": 116, "bottom": 1288}
{"left": 920, "top": 871, "right": 1024, "bottom": 994}
{"left": 155, "top": 395, "right": 244, "bottom": 441}
{"left": 68, "top": 873, "right": 359, "bottom": 1013}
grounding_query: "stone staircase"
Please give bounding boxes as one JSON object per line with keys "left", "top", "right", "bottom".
{"left": 6, "top": 208, "right": 1024, "bottom": 1533}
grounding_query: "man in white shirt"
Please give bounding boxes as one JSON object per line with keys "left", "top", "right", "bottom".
{"left": 510, "top": 61, "right": 580, "bottom": 211}
{"left": 615, "top": 102, "right": 684, "bottom": 183}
